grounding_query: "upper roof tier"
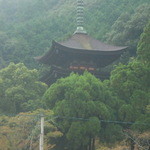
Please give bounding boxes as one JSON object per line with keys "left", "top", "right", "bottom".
{"left": 58, "top": 33, "right": 127, "bottom": 51}
{"left": 35, "top": 33, "right": 127, "bottom": 67}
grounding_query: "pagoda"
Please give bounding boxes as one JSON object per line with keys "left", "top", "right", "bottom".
{"left": 35, "top": 0, "right": 127, "bottom": 85}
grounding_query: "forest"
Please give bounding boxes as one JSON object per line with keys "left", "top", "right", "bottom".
{"left": 0, "top": 0, "right": 149, "bottom": 150}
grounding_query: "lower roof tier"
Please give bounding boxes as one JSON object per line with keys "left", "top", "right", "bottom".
{"left": 36, "top": 44, "right": 127, "bottom": 68}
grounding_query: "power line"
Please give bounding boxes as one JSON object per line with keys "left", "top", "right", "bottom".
{"left": 0, "top": 114, "right": 149, "bottom": 126}
{"left": 52, "top": 116, "right": 149, "bottom": 126}
{"left": 0, "top": 113, "right": 149, "bottom": 150}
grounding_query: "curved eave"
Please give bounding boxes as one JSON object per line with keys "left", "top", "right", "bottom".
{"left": 54, "top": 40, "right": 127, "bottom": 55}
{"left": 35, "top": 40, "right": 127, "bottom": 65}
{"left": 34, "top": 43, "right": 55, "bottom": 64}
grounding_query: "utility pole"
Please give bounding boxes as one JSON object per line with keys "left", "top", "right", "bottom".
{"left": 39, "top": 114, "right": 44, "bottom": 150}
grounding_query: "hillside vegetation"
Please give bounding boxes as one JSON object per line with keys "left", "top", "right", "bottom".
{"left": 0, "top": 0, "right": 149, "bottom": 150}
{"left": 0, "top": 0, "right": 149, "bottom": 68}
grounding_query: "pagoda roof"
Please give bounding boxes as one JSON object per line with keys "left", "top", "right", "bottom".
{"left": 58, "top": 33, "right": 127, "bottom": 51}
{"left": 35, "top": 33, "right": 127, "bottom": 66}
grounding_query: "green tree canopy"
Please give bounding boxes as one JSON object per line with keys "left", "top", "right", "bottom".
{"left": 137, "top": 21, "right": 150, "bottom": 65}
{"left": 43, "top": 72, "right": 123, "bottom": 150}
{"left": 0, "top": 62, "right": 47, "bottom": 114}
{"left": 110, "top": 21, "right": 150, "bottom": 131}
{"left": 106, "top": 4, "right": 150, "bottom": 55}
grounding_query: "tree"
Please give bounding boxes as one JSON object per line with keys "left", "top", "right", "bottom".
{"left": 0, "top": 0, "right": 149, "bottom": 68}
{"left": 109, "top": 22, "right": 150, "bottom": 147}
{"left": 106, "top": 4, "right": 150, "bottom": 55}
{"left": 0, "top": 62, "right": 47, "bottom": 114}
{"left": 110, "top": 21, "right": 150, "bottom": 131}
{"left": 0, "top": 109, "right": 61, "bottom": 150}
{"left": 0, "top": 31, "right": 9, "bottom": 68}
{"left": 43, "top": 72, "right": 122, "bottom": 150}
{"left": 110, "top": 60, "right": 149, "bottom": 123}
{"left": 137, "top": 21, "right": 150, "bottom": 65}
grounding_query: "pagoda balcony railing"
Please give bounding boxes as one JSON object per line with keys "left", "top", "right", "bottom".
{"left": 51, "top": 65, "right": 110, "bottom": 77}
{"left": 69, "top": 65, "right": 96, "bottom": 71}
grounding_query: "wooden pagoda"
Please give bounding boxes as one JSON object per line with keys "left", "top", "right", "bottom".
{"left": 35, "top": 0, "right": 127, "bottom": 85}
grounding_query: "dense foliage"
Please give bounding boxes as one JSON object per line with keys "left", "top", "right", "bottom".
{"left": 106, "top": 4, "right": 150, "bottom": 55}
{"left": 0, "top": 0, "right": 149, "bottom": 68}
{"left": 137, "top": 22, "right": 150, "bottom": 65}
{"left": 0, "top": 109, "right": 62, "bottom": 150}
{"left": 110, "top": 22, "right": 150, "bottom": 133}
{"left": 0, "top": 63, "right": 47, "bottom": 114}
{"left": 43, "top": 72, "right": 123, "bottom": 150}
{"left": 0, "top": 0, "right": 149, "bottom": 149}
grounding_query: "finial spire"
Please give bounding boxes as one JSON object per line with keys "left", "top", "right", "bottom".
{"left": 74, "top": 0, "right": 87, "bottom": 34}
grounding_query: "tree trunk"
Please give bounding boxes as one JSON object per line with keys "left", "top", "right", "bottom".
{"left": 89, "top": 137, "right": 92, "bottom": 150}
{"left": 92, "top": 138, "right": 95, "bottom": 150}
{"left": 130, "top": 139, "right": 135, "bottom": 150}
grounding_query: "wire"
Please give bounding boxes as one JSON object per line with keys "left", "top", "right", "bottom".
{"left": 0, "top": 113, "right": 149, "bottom": 150}
{"left": 51, "top": 116, "right": 149, "bottom": 126}
{"left": 0, "top": 114, "right": 149, "bottom": 126}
